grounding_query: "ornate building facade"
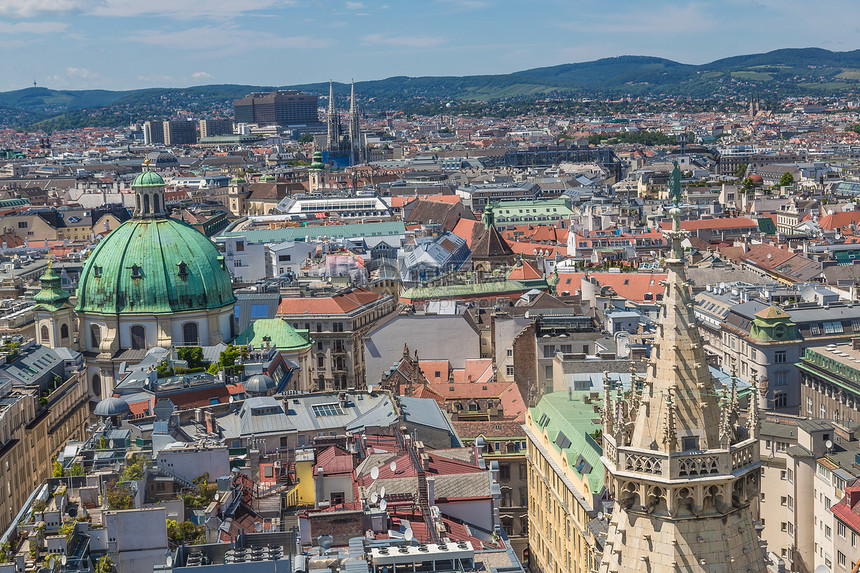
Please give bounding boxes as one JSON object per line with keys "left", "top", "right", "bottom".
{"left": 598, "top": 164, "right": 767, "bottom": 572}
{"left": 36, "top": 166, "right": 237, "bottom": 398}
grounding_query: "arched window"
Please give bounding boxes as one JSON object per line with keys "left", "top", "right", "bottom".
{"left": 60, "top": 324, "right": 69, "bottom": 341}
{"left": 183, "top": 322, "right": 199, "bottom": 346}
{"left": 130, "top": 325, "right": 145, "bottom": 350}
{"left": 136, "top": 195, "right": 141, "bottom": 213}
{"left": 153, "top": 194, "right": 160, "bottom": 214}
{"left": 40, "top": 325, "right": 49, "bottom": 343}
{"left": 90, "top": 324, "right": 101, "bottom": 349}
{"left": 92, "top": 374, "right": 101, "bottom": 397}
{"left": 229, "top": 313, "right": 235, "bottom": 340}
{"left": 143, "top": 194, "right": 150, "bottom": 215}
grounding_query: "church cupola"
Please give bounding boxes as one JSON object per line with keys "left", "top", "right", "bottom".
{"left": 131, "top": 159, "right": 167, "bottom": 218}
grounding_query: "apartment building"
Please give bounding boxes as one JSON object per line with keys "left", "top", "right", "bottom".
{"left": 277, "top": 288, "right": 395, "bottom": 389}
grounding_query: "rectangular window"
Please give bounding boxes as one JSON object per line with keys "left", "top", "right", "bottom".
{"left": 774, "top": 350, "right": 786, "bottom": 363}
{"left": 506, "top": 365, "right": 515, "bottom": 376}
{"left": 543, "top": 345, "right": 556, "bottom": 358}
{"left": 826, "top": 525, "right": 832, "bottom": 539}
{"left": 545, "top": 365, "right": 553, "bottom": 380}
{"left": 506, "top": 348, "right": 513, "bottom": 357}
{"left": 774, "top": 393, "right": 787, "bottom": 408}
{"left": 311, "top": 403, "right": 344, "bottom": 417}
{"left": 810, "top": 323, "right": 821, "bottom": 335}
{"left": 807, "top": 397, "right": 813, "bottom": 414}
{"left": 838, "top": 552, "right": 846, "bottom": 567}
{"left": 838, "top": 522, "right": 847, "bottom": 538}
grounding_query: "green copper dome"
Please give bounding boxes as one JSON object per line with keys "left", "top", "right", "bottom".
{"left": 310, "top": 151, "right": 325, "bottom": 170}
{"left": 132, "top": 170, "right": 165, "bottom": 188}
{"left": 75, "top": 218, "right": 236, "bottom": 315}
{"left": 33, "top": 264, "right": 71, "bottom": 312}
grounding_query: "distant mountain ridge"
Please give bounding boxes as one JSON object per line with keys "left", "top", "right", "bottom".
{"left": 2, "top": 48, "right": 860, "bottom": 128}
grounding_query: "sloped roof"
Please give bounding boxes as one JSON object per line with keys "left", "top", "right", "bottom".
{"left": 507, "top": 260, "right": 543, "bottom": 281}
{"left": 471, "top": 225, "right": 514, "bottom": 258}
{"left": 276, "top": 288, "right": 383, "bottom": 315}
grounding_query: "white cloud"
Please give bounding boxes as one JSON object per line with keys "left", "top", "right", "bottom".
{"left": 361, "top": 33, "right": 445, "bottom": 48}
{"left": 0, "top": 0, "right": 298, "bottom": 19}
{"left": 191, "top": 71, "right": 213, "bottom": 79}
{"left": 0, "top": 0, "right": 89, "bottom": 17}
{"left": 129, "top": 25, "right": 329, "bottom": 53}
{"left": 345, "top": 1, "right": 364, "bottom": 8}
{"left": 0, "top": 20, "right": 68, "bottom": 33}
{"left": 66, "top": 66, "right": 97, "bottom": 78}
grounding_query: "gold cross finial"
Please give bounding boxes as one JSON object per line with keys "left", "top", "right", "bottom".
{"left": 144, "top": 158, "right": 151, "bottom": 167}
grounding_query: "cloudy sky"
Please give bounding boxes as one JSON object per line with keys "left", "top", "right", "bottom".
{"left": 0, "top": 0, "right": 857, "bottom": 91}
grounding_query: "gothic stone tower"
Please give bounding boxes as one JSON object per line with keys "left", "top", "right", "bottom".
{"left": 599, "top": 162, "right": 766, "bottom": 573}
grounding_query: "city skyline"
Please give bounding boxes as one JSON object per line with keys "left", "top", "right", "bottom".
{"left": 0, "top": 0, "right": 858, "bottom": 91}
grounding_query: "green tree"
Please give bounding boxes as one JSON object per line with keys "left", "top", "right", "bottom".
{"left": 120, "top": 455, "right": 147, "bottom": 481}
{"left": 96, "top": 555, "right": 115, "bottom": 573}
{"left": 0, "top": 540, "right": 11, "bottom": 563}
{"left": 68, "top": 462, "right": 85, "bottom": 477}
{"left": 52, "top": 459, "right": 65, "bottom": 478}
{"left": 297, "top": 132, "right": 314, "bottom": 143}
{"left": 734, "top": 163, "right": 748, "bottom": 178}
{"left": 167, "top": 520, "right": 205, "bottom": 545}
{"left": 847, "top": 123, "right": 860, "bottom": 134}
{"left": 59, "top": 522, "right": 75, "bottom": 542}
{"left": 778, "top": 172, "right": 795, "bottom": 187}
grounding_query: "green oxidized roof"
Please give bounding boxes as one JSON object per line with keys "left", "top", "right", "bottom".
{"left": 75, "top": 218, "right": 236, "bottom": 315}
{"left": 132, "top": 170, "right": 165, "bottom": 188}
{"left": 310, "top": 151, "right": 325, "bottom": 170}
{"left": 528, "top": 391, "right": 606, "bottom": 495}
{"left": 33, "top": 264, "right": 71, "bottom": 311}
{"left": 233, "top": 319, "right": 312, "bottom": 351}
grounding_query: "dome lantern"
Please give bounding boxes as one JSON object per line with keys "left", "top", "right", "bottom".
{"left": 132, "top": 158, "right": 167, "bottom": 218}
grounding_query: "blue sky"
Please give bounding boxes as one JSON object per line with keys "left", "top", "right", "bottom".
{"left": 0, "top": 0, "right": 857, "bottom": 91}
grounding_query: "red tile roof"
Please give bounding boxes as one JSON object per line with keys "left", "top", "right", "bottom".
{"left": 277, "top": 288, "right": 382, "bottom": 315}
{"left": 658, "top": 216, "right": 758, "bottom": 231}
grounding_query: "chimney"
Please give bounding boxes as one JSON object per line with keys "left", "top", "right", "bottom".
{"left": 426, "top": 476, "right": 435, "bottom": 507}
{"left": 314, "top": 467, "right": 324, "bottom": 509}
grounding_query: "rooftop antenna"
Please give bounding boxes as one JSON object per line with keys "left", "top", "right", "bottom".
{"left": 33, "top": 79, "right": 37, "bottom": 88}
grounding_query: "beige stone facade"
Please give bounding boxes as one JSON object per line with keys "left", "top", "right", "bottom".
{"left": 598, "top": 209, "right": 767, "bottom": 572}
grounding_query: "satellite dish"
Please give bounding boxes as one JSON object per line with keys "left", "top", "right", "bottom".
{"left": 368, "top": 384, "right": 374, "bottom": 393}
{"left": 166, "top": 555, "right": 174, "bottom": 568}
{"left": 371, "top": 466, "right": 379, "bottom": 480}
{"left": 826, "top": 439, "right": 834, "bottom": 450}
{"left": 815, "top": 566, "right": 830, "bottom": 573}
{"left": 229, "top": 396, "right": 235, "bottom": 403}
{"left": 60, "top": 556, "right": 67, "bottom": 566}
{"left": 371, "top": 492, "right": 379, "bottom": 504}
{"left": 597, "top": 511, "right": 604, "bottom": 520}
{"left": 390, "top": 461, "right": 397, "bottom": 472}
{"left": 319, "top": 535, "right": 334, "bottom": 550}
{"left": 108, "top": 439, "right": 114, "bottom": 449}
{"left": 255, "top": 521, "right": 263, "bottom": 532}
{"left": 380, "top": 486, "right": 386, "bottom": 498}
{"left": 67, "top": 507, "right": 78, "bottom": 518}
{"left": 405, "top": 528, "right": 413, "bottom": 541}
{"left": 380, "top": 499, "right": 387, "bottom": 511}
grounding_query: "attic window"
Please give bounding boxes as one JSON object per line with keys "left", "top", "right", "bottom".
{"left": 93, "top": 266, "right": 102, "bottom": 278}
{"left": 130, "top": 264, "right": 143, "bottom": 279}
{"left": 574, "top": 455, "right": 592, "bottom": 475}
{"left": 555, "top": 431, "right": 571, "bottom": 450}
{"left": 177, "top": 262, "right": 188, "bottom": 279}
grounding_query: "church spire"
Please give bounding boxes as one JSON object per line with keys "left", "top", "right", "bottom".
{"left": 348, "top": 78, "right": 363, "bottom": 164}
{"left": 598, "top": 161, "right": 766, "bottom": 572}
{"left": 326, "top": 79, "right": 341, "bottom": 152}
